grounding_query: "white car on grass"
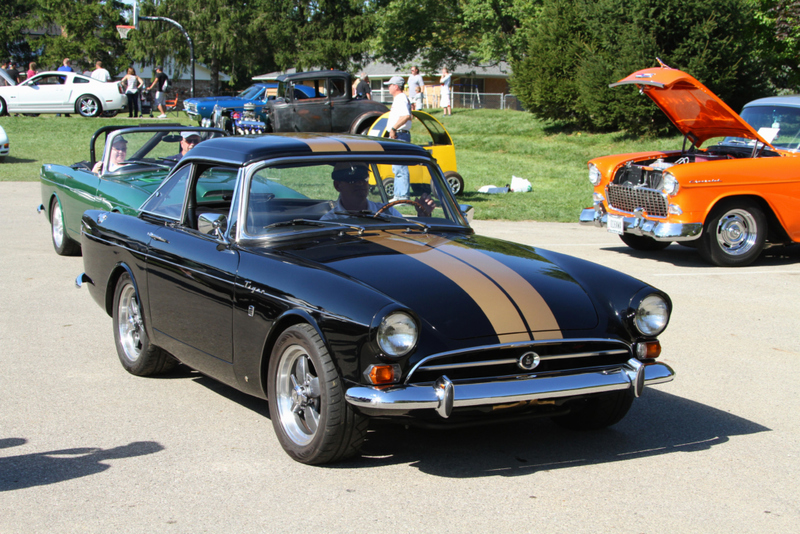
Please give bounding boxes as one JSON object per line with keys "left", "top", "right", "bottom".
{"left": 0, "top": 124, "right": 8, "bottom": 162}
{"left": 0, "top": 71, "right": 125, "bottom": 117}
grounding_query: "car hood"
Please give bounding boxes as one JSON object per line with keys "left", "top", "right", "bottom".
{"left": 611, "top": 66, "right": 773, "bottom": 148}
{"left": 278, "top": 230, "right": 599, "bottom": 341}
{"left": 185, "top": 96, "right": 253, "bottom": 108}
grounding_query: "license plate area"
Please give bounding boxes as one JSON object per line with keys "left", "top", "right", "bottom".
{"left": 607, "top": 215, "right": 624, "bottom": 235}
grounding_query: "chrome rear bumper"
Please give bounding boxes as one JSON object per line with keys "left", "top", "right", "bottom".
{"left": 580, "top": 207, "right": 702, "bottom": 242}
{"left": 345, "top": 358, "right": 674, "bottom": 419}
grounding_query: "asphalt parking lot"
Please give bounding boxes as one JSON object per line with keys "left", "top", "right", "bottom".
{"left": 2, "top": 181, "right": 799, "bottom": 533}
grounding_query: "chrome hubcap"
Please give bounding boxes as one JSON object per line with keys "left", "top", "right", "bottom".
{"left": 715, "top": 209, "right": 757, "bottom": 256}
{"left": 276, "top": 345, "right": 321, "bottom": 446}
{"left": 118, "top": 284, "right": 143, "bottom": 362}
{"left": 52, "top": 203, "right": 64, "bottom": 248}
{"left": 80, "top": 98, "right": 97, "bottom": 116}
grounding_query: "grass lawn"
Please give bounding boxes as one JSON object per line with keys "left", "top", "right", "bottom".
{"left": 0, "top": 109, "right": 682, "bottom": 221}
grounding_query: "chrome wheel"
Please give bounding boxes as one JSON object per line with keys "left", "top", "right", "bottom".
{"left": 275, "top": 344, "right": 321, "bottom": 446}
{"left": 51, "top": 202, "right": 65, "bottom": 249}
{"left": 77, "top": 95, "right": 100, "bottom": 117}
{"left": 714, "top": 208, "right": 758, "bottom": 256}
{"left": 117, "top": 282, "right": 144, "bottom": 363}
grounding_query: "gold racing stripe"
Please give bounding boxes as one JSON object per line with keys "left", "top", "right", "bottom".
{"left": 301, "top": 137, "right": 349, "bottom": 153}
{"left": 362, "top": 232, "right": 532, "bottom": 342}
{"left": 342, "top": 138, "right": 385, "bottom": 152}
{"left": 386, "top": 231, "right": 563, "bottom": 339}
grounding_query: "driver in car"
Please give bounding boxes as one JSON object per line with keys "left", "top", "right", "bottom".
{"left": 165, "top": 131, "right": 202, "bottom": 162}
{"left": 92, "top": 136, "right": 128, "bottom": 174}
{"left": 321, "top": 162, "right": 435, "bottom": 220}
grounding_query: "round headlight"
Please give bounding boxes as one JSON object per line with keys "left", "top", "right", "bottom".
{"left": 588, "top": 163, "right": 602, "bottom": 186}
{"left": 634, "top": 294, "right": 670, "bottom": 336}
{"left": 662, "top": 172, "right": 679, "bottom": 196}
{"left": 377, "top": 312, "right": 418, "bottom": 357}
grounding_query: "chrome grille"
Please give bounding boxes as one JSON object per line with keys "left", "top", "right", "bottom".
{"left": 406, "top": 339, "right": 631, "bottom": 385}
{"left": 606, "top": 184, "right": 668, "bottom": 217}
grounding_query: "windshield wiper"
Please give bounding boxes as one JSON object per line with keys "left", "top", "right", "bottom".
{"left": 264, "top": 218, "right": 367, "bottom": 234}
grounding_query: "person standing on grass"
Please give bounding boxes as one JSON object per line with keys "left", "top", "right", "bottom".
{"left": 26, "top": 62, "right": 37, "bottom": 80}
{"left": 57, "top": 58, "right": 73, "bottom": 117}
{"left": 120, "top": 67, "right": 144, "bottom": 118}
{"left": 439, "top": 67, "right": 451, "bottom": 116}
{"left": 146, "top": 66, "right": 169, "bottom": 118}
{"left": 407, "top": 66, "right": 425, "bottom": 110}
{"left": 91, "top": 61, "right": 111, "bottom": 82}
{"left": 384, "top": 76, "right": 413, "bottom": 201}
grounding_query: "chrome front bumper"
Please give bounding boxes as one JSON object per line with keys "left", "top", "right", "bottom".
{"left": 345, "top": 358, "right": 674, "bottom": 419}
{"left": 580, "top": 207, "right": 702, "bottom": 242}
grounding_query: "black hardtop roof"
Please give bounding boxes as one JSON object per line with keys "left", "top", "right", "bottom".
{"left": 276, "top": 70, "right": 351, "bottom": 82}
{"left": 183, "top": 133, "right": 433, "bottom": 167}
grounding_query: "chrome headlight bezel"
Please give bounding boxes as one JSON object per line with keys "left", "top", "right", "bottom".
{"left": 662, "top": 172, "right": 679, "bottom": 196}
{"left": 631, "top": 293, "right": 670, "bottom": 337}
{"left": 377, "top": 311, "right": 418, "bottom": 358}
{"left": 588, "top": 163, "right": 602, "bottom": 186}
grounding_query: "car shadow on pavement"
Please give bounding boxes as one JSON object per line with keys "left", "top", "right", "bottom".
{"left": 602, "top": 243, "right": 800, "bottom": 267}
{"left": 0, "top": 440, "right": 164, "bottom": 491}
{"left": 345, "top": 390, "right": 770, "bottom": 476}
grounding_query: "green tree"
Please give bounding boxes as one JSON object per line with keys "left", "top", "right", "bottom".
{"left": 1, "top": 0, "right": 38, "bottom": 66}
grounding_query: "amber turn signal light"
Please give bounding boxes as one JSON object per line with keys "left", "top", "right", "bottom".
{"left": 636, "top": 341, "right": 661, "bottom": 359}
{"left": 365, "top": 364, "right": 401, "bottom": 385}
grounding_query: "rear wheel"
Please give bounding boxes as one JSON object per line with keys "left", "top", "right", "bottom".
{"left": 444, "top": 171, "right": 464, "bottom": 196}
{"left": 619, "top": 234, "right": 671, "bottom": 251}
{"left": 50, "top": 198, "right": 81, "bottom": 256}
{"left": 268, "top": 324, "right": 367, "bottom": 464}
{"left": 382, "top": 177, "right": 395, "bottom": 198}
{"left": 698, "top": 200, "right": 766, "bottom": 267}
{"left": 112, "top": 273, "right": 176, "bottom": 376}
{"left": 552, "top": 390, "right": 634, "bottom": 430}
{"left": 76, "top": 95, "right": 101, "bottom": 117}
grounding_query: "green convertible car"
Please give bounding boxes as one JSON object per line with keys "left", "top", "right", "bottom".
{"left": 38, "top": 125, "right": 226, "bottom": 255}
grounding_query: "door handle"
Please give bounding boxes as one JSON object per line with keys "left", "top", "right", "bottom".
{"left": 147, "top": 232, "right": 168, "bottom": 243}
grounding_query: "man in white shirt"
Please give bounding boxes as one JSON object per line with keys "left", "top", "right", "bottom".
{"left": 91, "top": 61, "right": 111, "bottom": 82}
{"left": 407, "top": 66, "right": 425, "bottom": 110}
{"left": 384, "top": 76, "right": 412, "bottom": 200}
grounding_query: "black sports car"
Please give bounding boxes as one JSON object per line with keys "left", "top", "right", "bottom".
{"left": 77, "top": 133, "right": 675, "bottom": 465}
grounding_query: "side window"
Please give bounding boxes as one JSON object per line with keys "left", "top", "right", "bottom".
{"left": 329, "top": 78, "right": 346, "bottom": 99}
{"left": 74, "top": 77, "right": 90, "bottom": 84}
{"left": 140, "top": 165, "right": 192, "bottom": 219}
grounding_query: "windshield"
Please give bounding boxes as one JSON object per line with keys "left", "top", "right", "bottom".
{"left": 242, "top": 159, "right": 467, "bottom": 237}
{"left": 722, "top": 105, "right": 800, "bottom": 151}
{"left": 236, "top": 85, "right": 264, "bottom": 100}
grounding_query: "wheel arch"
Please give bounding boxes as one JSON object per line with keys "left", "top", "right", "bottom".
{"left": 104, "top": 263, "right": 138, "bottom": 318}
{"left": 349, "top": 111, "right": 384, "bottom": 135}
{"left": 258, "top": 309, "right": 328, "bottom": 393}
{"left": 706, "top": 194, "right": 789, "bottom": 243}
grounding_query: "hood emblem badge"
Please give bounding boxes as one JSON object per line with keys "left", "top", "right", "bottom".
{"left": 518, "top": 352, "right": 541, "bottom": 371}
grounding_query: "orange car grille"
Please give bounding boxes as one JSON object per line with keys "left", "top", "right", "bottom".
{"left": 606, "top": 184, "right": 668, "bottom": 218}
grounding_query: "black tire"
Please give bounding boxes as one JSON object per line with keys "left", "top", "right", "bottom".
{"left": 619, "top": 234, "right": 672, "bottom": 251}
{"left": 444, "top": 171, "right": 464, "bottom": 196}
{"left": 76, "top": 95, "right": 102, "bottom": 117}
{"left": 552, "top": 389, "right": 634, "bottom": 431}
{"left": 22, "top": 113, "right": 40, "bottom": 117}
{"left": 101, "top": 110, "right": 119, "bottom": 118}
{"left": 698, "top": 199, "right": 766, "bottom": 267}
{"left": 0, "top": 97, "right": 6, "bottom": 116}
{"left": 49, "top": 198, "right": 81, "bottom": 256}
{"left": 268, "top": 324, "right": 367, "bottom": 465}
{"left": 112, "top": 273, "right": 176, "bottom": 376}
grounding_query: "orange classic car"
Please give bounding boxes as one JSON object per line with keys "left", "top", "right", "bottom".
{"left": 580, "top": 65, "right": 800, "bottom": 266}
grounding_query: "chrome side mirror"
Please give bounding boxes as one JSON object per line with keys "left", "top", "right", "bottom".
{"left": 459, "top": 204, "right": 474, "bottom": 224}
{"left": 198, "top": 213, "right": 228, "bottom": 239}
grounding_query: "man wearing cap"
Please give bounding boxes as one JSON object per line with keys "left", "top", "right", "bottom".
{"left": 383, "top": 76, "right": 413, "bottom": 201}
{"left": 321, "top": 162, "right": 433, "bottom": 220}
{"left": 147, "top": 66, "right": 169, "bottom": 118}
{"left": 92, "top": 136, "right": 128, "bottom": 174}
{"left": 165, "top": 132, "right": 202, "bottom": 162}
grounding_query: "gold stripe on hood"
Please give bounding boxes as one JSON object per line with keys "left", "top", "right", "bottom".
{"left": 362, "top": 232, "right": 532, "bottom": 341}
{"left": 380, "top": 231, "right": 563, "bottom": 339}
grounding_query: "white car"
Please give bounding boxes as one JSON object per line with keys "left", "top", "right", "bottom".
{"left": 0, "top": 124, "right": 8, "bottom": 162}
{"left": 0, "top": 71, "right": 125, "bottom": 117}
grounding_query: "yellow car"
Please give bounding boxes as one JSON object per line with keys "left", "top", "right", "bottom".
{"left": 367, "top": 110, "right": 464, "bottom": 195}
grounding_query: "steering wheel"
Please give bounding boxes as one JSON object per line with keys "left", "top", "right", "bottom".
{"left": 374, "top": 198, "right": 425, "bottom": 216}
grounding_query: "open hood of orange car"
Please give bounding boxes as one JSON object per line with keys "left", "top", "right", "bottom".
{"left": 611, "top": 66, "right": 774, "bottom": 148}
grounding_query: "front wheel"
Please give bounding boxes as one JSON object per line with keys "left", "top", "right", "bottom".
{"left": 552, "top": 389, "right": 634, "bottom": 430}
{"left": 268, "top": 324, "right": 367, "bottom": 464}
{"left": 698, "top": 200, "right": 766, "bottom": 267}
{"left": 112, "top": 273, "right": 176, "bottom": 376}
{"left": 619, "top": 234, "right": 671, "bottom": 251}
{"left": 0, "top": 97, "right": 7, "bottom": 116}
{"left": 50, "top": 198, "right": 81, "bottom": 256}
{"left": 444, "top": 171, "right": 464, "bottom": 196}
{"left": 76, "top": 95, "right": 102, "bottom": 117}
